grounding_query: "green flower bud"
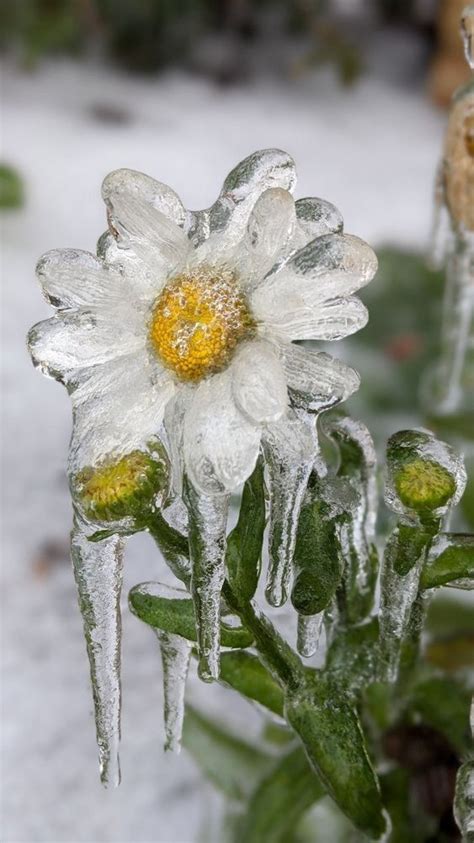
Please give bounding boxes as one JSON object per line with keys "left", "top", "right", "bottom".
{"left": 394, "top": 458, "right": 456, "bottom": 513}
{"left": 75, "top": 445, "right": 169, "bottom": 524}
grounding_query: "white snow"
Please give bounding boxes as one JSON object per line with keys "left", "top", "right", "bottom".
{"left": 1, "top": 54, "right": 446, "bottom": 842}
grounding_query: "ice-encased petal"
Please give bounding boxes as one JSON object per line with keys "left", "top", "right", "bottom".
{"left": 280, "top": 344, "right": 360, "bottom": 412}
{"left": 184, "top": 480, "right": 229, "bottom": 681}
{"left": 183, "top": 370, "right": 261, "bottom": 495}
{"left": 69, "top": 350, "right": 174, "bottom": 472}
{"left": 163, "top": 387, "right": 193, "bottom": 496}
{"left": 237, "top": 188, "right": 296, "bottom": 286}
{"left": 231, "top": 339, "right": 288, "bottom": 424}
{"left": 260, "top": 295, "right": 368, "bottom": 341}
{"left": 251, "top": 234, "right": 377, "bottom": 320}
{"left": 207, "top": 149, "right": 297, "bottom": 244}
{"left": 36, "top": 249, "right": 132, "bottom": 311}
{"left": 70, "top": 520, "right": 124, "bottom": 787}
{"left": 96, "top": 231, "right": 165, "bottom": 301}
{"left": 102, "top": 169, "right": 190, "bottom": 277}
{"left": 262, "top": 408, "right": 317, "bottom": 607}
{"left": 28, "top": 307, "right": 145, "bottom": 384}
{"left": 293, "top": 197, "right": 344, "bottom": 247}
{"left": 155, "top": 630, "right": 192, "bottom": 753}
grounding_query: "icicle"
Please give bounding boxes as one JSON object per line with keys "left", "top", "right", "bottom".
{"left": 461, "top": 4, "right": 474, "bottom": 69}
{"left": 184, "top": 479, "right": 229, "bottom": 682}
{"left": 154, "top": 630, "right": 192, "bottom": 754}
{"left": 262, "top": 408, "right": 317, "bottom": 607}
{"left": 296, "top": 613, "right": 324, "bottom": 658}
{"left": 70, "top": 518, "right": 124, "bottom": 787}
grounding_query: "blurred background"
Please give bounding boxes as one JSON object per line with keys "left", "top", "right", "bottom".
{"left": 1, "top": 1, "right": 473, "bottom": 841}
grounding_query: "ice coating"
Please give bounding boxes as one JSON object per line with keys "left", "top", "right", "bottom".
{"left": 262, "top": 408, "right": 317, "bottom": 607}
{"left": 70, "top": 521, "right": 124, "bottom": 787}
{"left": 462, "top": 4, "right": 474, "bottom": 69}
{"left": 184, "top": 479, "right": 228, "bottom": 681}
{"left": 297, "top": 612, "right": 324, "bottom": 658}
{"left": 155, "top": 630, "right": 192, "bottom": 753}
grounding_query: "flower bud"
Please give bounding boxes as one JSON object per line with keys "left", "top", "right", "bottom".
{"left": 74, "top": 443, "right": 169, "bottom": 525}
{"left": 385, "top": 429, "right": 465, "bottom": 522}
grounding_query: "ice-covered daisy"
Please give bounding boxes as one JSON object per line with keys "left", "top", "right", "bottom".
{"left": 28, "top": 149, "right": 376, "bottom": 501}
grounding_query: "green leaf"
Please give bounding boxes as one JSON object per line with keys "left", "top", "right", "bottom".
{"left": 147, "top": 510, "right": 191, "bottom": 586}
{"left": 226, "top": 457, "right": 266, "bottom": 603}
{"left": 129, "top": 582, "right": 253, "bottom": 648}
{"left": 408, "top": 676, "right": 472, "bottom": 755}
{"left": 0, "top": 164, "right": 24, "bottom": 209}
{"left": 379, "top": 769, "right": 412, "bottom": 843}
{"left": 421, "top": 533, "right": 474, "bottom": 589}
{"left": 291, "top": 490, "right": 344, "bottom": 616}
{"left": 285, "top": 673, "right": 386, "bottom": 840}
{"left": 325, "top": 617, "right": 379, "bottom": 695}
{"left": 182, "top": 705, "right": 271, "bottom": 802}
{"left": 237, "top": 746, "right": 325, "bottom": 843}
{"left": 219, "top": 650, "right": 284, "bottom": 717}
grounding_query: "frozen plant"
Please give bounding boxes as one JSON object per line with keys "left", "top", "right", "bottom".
{"left": 28, "top": 149, "right": 474, "bottom": 841}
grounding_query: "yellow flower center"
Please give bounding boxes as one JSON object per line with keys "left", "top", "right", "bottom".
{"left": 394, "top": 458, "right": 455, "bottom": 512}
{"left": 149, "top": 267, "right": 256, "bottom": 382}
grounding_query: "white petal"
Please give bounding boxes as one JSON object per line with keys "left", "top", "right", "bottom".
{"left": 237, "top": 188, "right": 296, "bottom": 287}
{"left": 207, "top": 149, "right": 297, "bottom": 245}
{"left": 231, "top": 340, "right": 287, "bottom": 423}
{"left": 96, "top": 231, "right": 164, "bottom": 302}
{"left": 69, "top": 351, "right": 174, "bottom": 471}
{"left": 251, "top": 233, "right": 377, "bottom": 318}
{"left": 294, "top": 197, "right": 343, "bottom": 245}
{"left": 102, "top": 169, "right": 190, "bottom": 276}
{"left": 183, "top": 371, "right": 261, "bottom": 495}
{"left": 36, "top": 249, "right": 130, "bottom": 310}
{"left": 28, "top": 307, "right": 145, "bottom": 383}
{"left": 260, "top": 295, "right": 368, "bottom": 341}
{"left": 279, "top": 344, "right": 360, "bottom": 411}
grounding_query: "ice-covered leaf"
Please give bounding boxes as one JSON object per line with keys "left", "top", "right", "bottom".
{"left": 421, "top": 532, "right": 474, "bottom": 589}
{"left": 182, "top": 706, "right": 272, "bottom": 802}
{"left": 147, "top": 510, "right": 191, "bottom": 587}
{"left": 285, "top": 673, "right": 386, "bottom": 839}
{"left": 71, "top": 521, "right": 124, "bottom": 787}
{"left": 129, "top": 582, "right": 253, "bottom": 648}
{"left": 238, "top": 746, "right": 325, "bottom": 843}
{"left": 226, "top": 456, "right": 266, "bottom": 604}
{"left": 155, "top": 630, "right": 192, "bottom": 754}
{"left": 454, "top": 758, "right": 474, "bottom": 840}
{"left": 220, "top": 651, "right": 284, "bottom": 717}
{"left": 326, "top": 618, "right": 379, "bottom": 696}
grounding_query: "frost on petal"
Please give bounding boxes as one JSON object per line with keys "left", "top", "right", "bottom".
{"left": 36, "top": 249, "right": 130, "bottom": 311}
{"left": 102, "top": 169, "right": 190, "bottom": 277}
{"left": 28, "top": 307, "right": 145, "bottom": 385}
{"left": 231, "top": 340, "right": 287, "bottom": 424}
{"left": 237, "top": 188, "right": 296, "bottom": 286}
{"left": 251, "top": 233, "right": 377, "bottom": 321}
{"left": 155, "top": 630, "right": 192, "bottom": 753}
{"left": 293, "top": 197, "right": 344, "bottom": 248}
{"left": 262, "top": 409, "right": 317, "bottom": 607}
{"left": 260, "top": 295, "right": 368, "bottom": 342}
{"left": 183, "top": 371, "right": 261, "bottom": 495}
{"left": 280, "top": 344, "right": 360, "bottom": 412}
{"left": 207, "top": 149, "right": 297, "bottom": 244}
{"left": 70, "top": 520, "right": 124, "bottom": 787}
{"left": 69, "top": 351, "right": 174, "bottom": 472}
{"left": 184, "top": 479, "right": 228, "bottom": 681}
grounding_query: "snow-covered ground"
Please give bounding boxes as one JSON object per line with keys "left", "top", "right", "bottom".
{"left": 2, "top": 53, "right": 446, "bottom": 842}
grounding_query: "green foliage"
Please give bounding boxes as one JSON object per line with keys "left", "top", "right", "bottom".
{"left": 226, "top": 457, "right": 266, "bottom": 604}
{"left": 220, "top": 651, "right": 284, "bottom": 717}
{"left": 0, "top": 164, "right": 24, "bottom": 209}
{"left": 129, "top": 583, "right": 253, "bottom": 648}
{"left": 421, "top": 533, "right": 474, "bottom": 589}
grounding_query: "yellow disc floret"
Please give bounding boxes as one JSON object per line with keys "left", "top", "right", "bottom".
{"left": 394, "top": 458, "right": 456, "bottom": 513}
{"left": 76, "top": 449, "right": 167, "bottom": 522}
{"left": 149, "top": 266, "right": 256, "bottom": 382}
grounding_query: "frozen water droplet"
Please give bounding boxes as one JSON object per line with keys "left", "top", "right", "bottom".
{"left": 263, "top": 409, "right": 317, "bottom": 607}
{"left": 184, "top": 479, "right": 228, "bottom": 682}
{"left": 71, "top": 520, "right": 124, "bottom": 787}
{"left": 461, "top": 5, "right": 474, "bottom": 69}
{"left": 297, "top": 613, "right": 324, "bottom": 658}
{"left": 155, "top": 630, "right": 192, "bottom": 753}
